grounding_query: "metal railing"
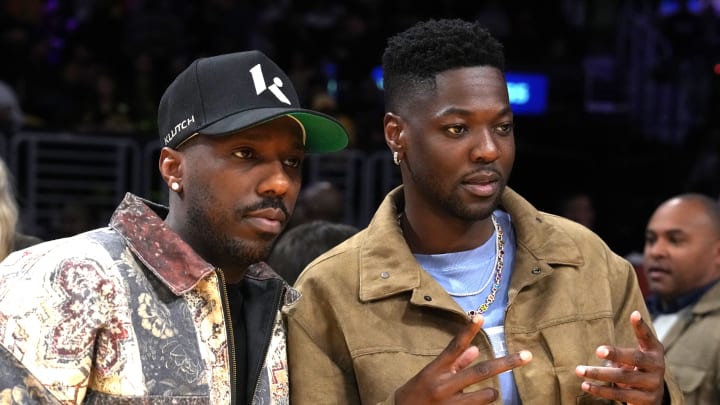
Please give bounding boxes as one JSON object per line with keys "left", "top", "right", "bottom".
{"left": 9, "top": 131, "right": 141, "bottom": 238}
{"left": 3, "top": 131, "right": 399, "bottom": 238}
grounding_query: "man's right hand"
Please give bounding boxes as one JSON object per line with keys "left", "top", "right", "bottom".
{"left": 394, "top": 315, "right": 532, "bottom": 404}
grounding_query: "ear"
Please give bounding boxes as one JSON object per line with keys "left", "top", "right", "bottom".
{"left": 713, "top": 238, "right": 720, "bottom": 269}
{"left": 384, "top": 112, "right": 405, "bottom": 153}
{"left": 159, "top": 147, "right": 183, "bottom": 187}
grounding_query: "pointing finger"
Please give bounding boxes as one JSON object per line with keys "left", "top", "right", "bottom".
{"left": 629, "top": 311, "right": 661, "bottom": 351}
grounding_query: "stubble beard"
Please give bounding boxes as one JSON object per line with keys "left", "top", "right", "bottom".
{"left": 185, "top": 198, "right": 272, "bottom": 271}
{"left": 409, "top": 162, "right": 504, "bottom": 221}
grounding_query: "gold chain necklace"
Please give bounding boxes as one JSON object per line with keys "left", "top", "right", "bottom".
{"left": 397, "top": 211, "right": 505, "bottom": 317}
{"left": 467, "top": 215, "right": 504, "bottom": 317}
{"left": 446, "top": 216, "right": 500, "bottom": 297}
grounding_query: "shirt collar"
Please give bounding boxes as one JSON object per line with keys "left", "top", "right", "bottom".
{"left": 646, "top": 279, "right": 720, "bottom": 315}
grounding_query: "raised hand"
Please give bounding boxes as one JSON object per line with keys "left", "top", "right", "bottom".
{"left": 395, "top": 315, "right": 533, "bottom": 405}
{"left": 575, "top": 311, "right": 666, "bottom": 405}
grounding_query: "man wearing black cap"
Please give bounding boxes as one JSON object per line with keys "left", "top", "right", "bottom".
{"left": 0, "top": 50, "right": 348, "bottom": 404}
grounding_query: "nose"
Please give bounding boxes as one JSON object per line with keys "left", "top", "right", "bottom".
{"left": 644, "top": 238, "right": 667, "bottom": 260}
{"left": 470, "top": 130, "right": 500, "bottom": 163}
{"left": 257, "top": 161, "right": 292, "bottom": 197}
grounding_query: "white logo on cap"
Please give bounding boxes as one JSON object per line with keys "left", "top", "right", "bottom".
{"left": 165, "top": 115, "right": 195, "bottom": 145}
{"left": 249, "top": 64, "right": 291, "bottom": 105}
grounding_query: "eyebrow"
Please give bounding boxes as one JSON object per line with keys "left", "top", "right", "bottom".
{"left": 647, "top": 229, "right": 686, "bottom": 238}
{"left": 435, "top": 105, "right": 513, "bottom": 119}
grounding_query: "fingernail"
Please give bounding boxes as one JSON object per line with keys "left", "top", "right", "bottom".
{"left": 519, "top": 350, "right": 532, "bottom": 361}
{"left": 472, "top": 315, "right": 482, "bottom": 324}
{"left": 576, "top": 366, "right": 586, "bottom": 375}
{"left": 598, "top": 347, "right": 609, "bottom": 357}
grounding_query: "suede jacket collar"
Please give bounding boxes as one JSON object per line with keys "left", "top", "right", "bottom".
{"left": 358, "top": 186, "right": 585, "bottom": 303}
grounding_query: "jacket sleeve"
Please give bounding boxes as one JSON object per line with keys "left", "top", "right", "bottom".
{"left": 0, "top": 250, "right": 114, "bottom": 404}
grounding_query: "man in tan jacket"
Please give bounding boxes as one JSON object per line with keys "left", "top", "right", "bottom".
{"left": 286, "top": 19, "right": 683, "bottom": 404}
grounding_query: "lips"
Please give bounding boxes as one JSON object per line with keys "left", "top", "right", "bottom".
{"left": 244, "top": 208, "right": 286, "bottom": 234}
{"left": 463, "top": 170, "right": 500, "bottom": 184}
{"left": 461, "top": 171, "right": 500, "bottom": 197}
{"left": 645, "top": 265, "right": 670, "bottom": 274}
{"left": 644, "top": 265, "right": 672, "bottom": 282}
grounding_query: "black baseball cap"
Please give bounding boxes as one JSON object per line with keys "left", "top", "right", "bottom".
{"left": 158, "top": 50, "right": 348, "bottom": 152}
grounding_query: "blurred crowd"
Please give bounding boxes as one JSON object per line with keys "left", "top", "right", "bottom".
{"left": 1, "top": 0, "right": 659, "bottom": 150}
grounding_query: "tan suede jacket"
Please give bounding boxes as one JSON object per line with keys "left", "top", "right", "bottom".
{"left": 286, "top": 186, "right": 683, "bottom": 404}
{"left": 658, "top": 281, "right": 720, "bottom": 404}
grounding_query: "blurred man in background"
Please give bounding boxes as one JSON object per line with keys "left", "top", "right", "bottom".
{"left": 644, "top": 193, "right": 720, "bottom": 404}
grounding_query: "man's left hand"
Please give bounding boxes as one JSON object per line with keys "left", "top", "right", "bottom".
{"left": 575, "top": 310, "right": 666, "bottom": 405}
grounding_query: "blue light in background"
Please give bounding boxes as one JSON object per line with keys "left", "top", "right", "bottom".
{"left": 323, "top": 63, "right": 339, "bottom": 98}
{"left": 371, "top": 65, "right": 384, "bottom": 90}
{"left": 658, "top": 0, "right": 681, "bottom": 16}
{"left": 367, "top": 67, "right": 548, "bottom": 115}
{"left": 505, "top": 72, "right": 548, "bottom": 115}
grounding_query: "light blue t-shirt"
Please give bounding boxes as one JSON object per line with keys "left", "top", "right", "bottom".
{"left": 415, "top": 210, "right": 520, "bottom": 404}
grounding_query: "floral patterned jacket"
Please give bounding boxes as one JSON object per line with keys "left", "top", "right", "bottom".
{"left": 0, "top": 193, "right": 293, "bottom": 404}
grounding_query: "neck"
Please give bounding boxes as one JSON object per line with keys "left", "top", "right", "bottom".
{"left": 399, "top": 209, "right": 496, "bottom": 254}
{"left": 164, "top": 213, "right": 251, "bottom": 284}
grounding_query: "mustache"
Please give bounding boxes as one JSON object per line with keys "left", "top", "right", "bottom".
{"left": 243, "top": 198, "right": 290, "bottom": 220}
{"left": 469, "top": 164, "right": 500, "bottom": 175}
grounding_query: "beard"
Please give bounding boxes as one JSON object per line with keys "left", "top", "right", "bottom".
{"left": 186, "top": 202, "right": 270, "bottom": 270}
{"left": 408, "top": 162, "right": 504, "bottom": 221}
{"left": 184, "top": 191, "right": 284, "bottom": 271}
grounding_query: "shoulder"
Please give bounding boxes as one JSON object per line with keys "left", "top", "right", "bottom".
{"left": 544, "top": 211, "right": 629, "bottom": 263}
{"left": 501, "top": 187, "right": 610, "bottom": 251}
{"left": 0, "top": 228, "right": 134, "bottom": 328}
{"left": 295, "top": 230, "right": 364, "bottom": 285}
{"left": 509, "top": 201, "right": 614, "bottom": 253}
{"left": 1, "top": 227, "right": 128, "bottom": 284}
{"left": 538, "top": 211, "right": 605, "bottom": 242}
{"left": 504, "top": 202, "right": 633, "bottom": 281}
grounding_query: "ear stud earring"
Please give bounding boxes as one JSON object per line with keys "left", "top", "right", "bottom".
{"left": 393, "top": 151, "right": 401, "bottom": 166}
{"left": 171, "top": 182, "right": 181, "bottom": 192}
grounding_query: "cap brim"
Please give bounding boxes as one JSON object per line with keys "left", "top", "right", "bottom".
{"left": 199, "top": 108, "right": 348, "bottom": 153}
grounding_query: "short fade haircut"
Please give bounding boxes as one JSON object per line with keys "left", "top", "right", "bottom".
{"left": 382, "top": 18, "right": 506, "bottom": 112}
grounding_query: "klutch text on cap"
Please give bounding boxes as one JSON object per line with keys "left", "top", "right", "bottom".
{"left": 165, "top": 115, "right": 195, "bottom": 145}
